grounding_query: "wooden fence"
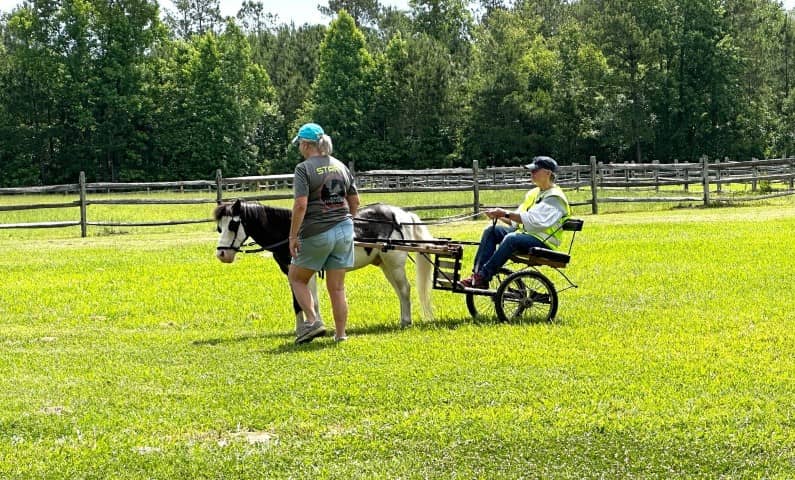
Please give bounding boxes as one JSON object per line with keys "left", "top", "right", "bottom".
{"left": 1, "top": 156, "right": 794, "bottom": 236}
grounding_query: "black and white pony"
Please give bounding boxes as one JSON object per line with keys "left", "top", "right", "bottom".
{"left": 214, "top": 199, "right": 434, "bottom": 328}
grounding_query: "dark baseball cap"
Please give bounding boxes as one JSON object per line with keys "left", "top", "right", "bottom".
{"left": 524, "top": 156, "right": 558, "bottom": 172}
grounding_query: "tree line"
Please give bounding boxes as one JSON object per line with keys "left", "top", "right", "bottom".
{"left": 1, "top": 0, "right": 793, "bottom": 187}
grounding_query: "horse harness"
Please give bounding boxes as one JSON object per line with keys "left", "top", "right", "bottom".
{"left": 218, "top": 206, "right": 409, "bottom": 255}
{"left": 353, "top": 209, "right": 405, "bottom": 256}
{"left": 216, "top": 215, "right": 287, "bottom": 253}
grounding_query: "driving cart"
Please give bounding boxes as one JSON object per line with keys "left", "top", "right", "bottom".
{"left": 354, "top": 218, "right": 584, "bottom": 323}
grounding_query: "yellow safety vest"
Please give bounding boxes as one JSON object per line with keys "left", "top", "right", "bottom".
{"left": 516, "top": 186, "right": 571, "bottom": 249}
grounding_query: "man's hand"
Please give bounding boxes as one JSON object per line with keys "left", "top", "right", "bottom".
{"left": 486, "top": 208, "right": 507, "bottom": 220}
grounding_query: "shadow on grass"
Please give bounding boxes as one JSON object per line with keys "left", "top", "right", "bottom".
{"left": 265, "top": 314, "right": 563, "bottom": 354}
{"left": 263, "top": 321, "right": 417, "bottom": 354}
{"left": 191, "top": 330, "right": 293, "bottom": 346}
{"left": 192, "top": 314, "right": 561, "bottom": 353}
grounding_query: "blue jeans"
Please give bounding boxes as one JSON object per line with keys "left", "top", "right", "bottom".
{"left": 473, "top": 224, "right": 545, "bottom": 282}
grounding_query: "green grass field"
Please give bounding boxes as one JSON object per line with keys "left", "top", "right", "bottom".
{"left": 1, "top": 193, "right": 794, "bottom": 478}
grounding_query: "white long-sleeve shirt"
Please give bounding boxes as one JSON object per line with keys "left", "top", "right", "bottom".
{"left": 517, "top": 196, "right": 568, "bottom": 236}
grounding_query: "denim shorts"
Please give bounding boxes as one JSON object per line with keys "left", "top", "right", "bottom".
{"left": 292, "top": 218, "right": 354, "bottom": 271}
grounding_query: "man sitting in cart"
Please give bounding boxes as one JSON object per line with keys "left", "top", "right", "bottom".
{"left": 459, "top": 156, "right": 572, "bottom": 289}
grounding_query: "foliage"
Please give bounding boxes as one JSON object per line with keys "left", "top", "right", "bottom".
{"left": 164, "top": 0, "right": 223, "bottom": 38}
{"left": 146, "top": 20, "right": 277, "bottom": 179}
{"left": 411, "top": 0, "right": 474, "bottom": 58}
{"left": 319, "top": 0, "right": 382, "bottom": 28}
{"left": 255, "top": 23, "right": 326, "bottom": 146}
{"left": 1, "top": 0, "right": 795, "bottom": 184}
{"left": 369, "top": 32, "right": 460, "bottom": 169}
{"left": 550, "top": 20, "right": 611, "bottom": 164}
{"left": 0, "top": 0, "right": 164, "bottom": 184}
{"left": 299, "top": 11, "right": 376, "bottom": 169}
{"left": 465, "top": 8, "right": 552, "bottom": 165}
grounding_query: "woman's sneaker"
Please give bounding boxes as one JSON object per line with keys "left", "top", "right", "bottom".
{"left": 459, "top": 273, "right": 488, "bottom": 289}
{"left": 295, "top": 320, "right": 326, "bottom": 344}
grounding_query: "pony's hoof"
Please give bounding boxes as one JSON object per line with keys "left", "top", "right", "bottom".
{"left": 400, "top": 320, "right": 412, "bottom": 329}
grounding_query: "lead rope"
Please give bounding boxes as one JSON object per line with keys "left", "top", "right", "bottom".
{"left": 240, "top": 238, "right": 288, "bottom": 254}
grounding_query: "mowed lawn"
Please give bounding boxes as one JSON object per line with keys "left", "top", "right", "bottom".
{"left": 1, "top": 199, "right": 794, "bottom": 478}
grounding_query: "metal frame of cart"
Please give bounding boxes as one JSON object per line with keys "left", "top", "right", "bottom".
{"left": 355, "top": 218, "right": 584, "bottom": 323}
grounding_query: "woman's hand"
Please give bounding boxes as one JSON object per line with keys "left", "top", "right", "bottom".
{"left": 290, "top": 196, "right": 308, "bottom": 258}
{"left": 289, "top": 236, "right": 300, "bottom": 258}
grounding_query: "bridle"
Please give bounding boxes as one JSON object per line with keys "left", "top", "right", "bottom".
{"left": 216, "top": 215, "right": 288, "bottom": 253}
{"left": 216, "top": 216, "right": 247, "bottom": 252}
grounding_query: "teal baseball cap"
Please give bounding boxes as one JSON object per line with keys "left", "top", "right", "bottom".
{"left": 291, "top": 123, "right": 324, "bottom": 145}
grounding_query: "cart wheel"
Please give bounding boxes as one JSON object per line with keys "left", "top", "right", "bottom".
{"left": 495, "top": 270, "right": 558, "bottom": 323}
{"left": 465, "top": 268, "right": 511, "bottom": 321}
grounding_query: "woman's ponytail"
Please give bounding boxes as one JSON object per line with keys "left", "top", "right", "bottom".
{"left": 317, "top": 134, "right": 333, "bottom": 156}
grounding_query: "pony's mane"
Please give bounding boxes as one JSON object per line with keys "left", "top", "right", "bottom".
{"left": 212, "top": 202, "right": 232, "bottom": 221}
{"left": 247, "top": 202, "right": 291, "bottom": 224}
{"left": 213, "top": 201, "right": 291, "bottom": 223}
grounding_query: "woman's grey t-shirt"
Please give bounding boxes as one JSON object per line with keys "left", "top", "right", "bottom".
{"left": 293, "top": 155, "right": 358, "bottom": 238}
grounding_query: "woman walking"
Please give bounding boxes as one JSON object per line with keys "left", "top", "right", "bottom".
{"left": 288, "top": 123, "right": 360, "bottom": 344}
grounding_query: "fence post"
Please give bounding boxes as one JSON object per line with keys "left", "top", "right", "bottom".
{"left": 348, "top": 160, "right": 357, "bottom": 191}
{"left": 678, "top": 159, "right": 689, "bottom": 192}
{"left": 701, "top": 155, "right": 710, "bottom": 206}
{"left": 79, "top": 171, "right": 87, "bottom": 238}
{"left": 624, "top": 161, "right": 630, "bottom": 190}
{"left": 653, "top": 160, "right": 659, "bottom": 192}
{"left": 215, "top": 169, "right": 223, "bottom": 204}
{"left": 790, "top": 157, "right": 794, "bottom": 191}
{"left": 589, "top": 155, "right": 599, "bottom": 214}
{"left": 472, "top": 159, "right": 480, "bottom": 216}
{"left": 718, "top": 156, "right": 730, "bottom": 193}
{"left": 751, "top": 158, "right": 758, "bottom": 192}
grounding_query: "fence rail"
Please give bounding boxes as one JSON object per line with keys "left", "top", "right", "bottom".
{"left": 1, "top": 156, "right": 794, "bottom": 236}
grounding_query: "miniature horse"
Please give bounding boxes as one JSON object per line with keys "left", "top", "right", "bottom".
{"left": 214, "top": 199, "right": 434, "bottom": 328}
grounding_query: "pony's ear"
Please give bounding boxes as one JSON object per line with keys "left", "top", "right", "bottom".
{"left": 232, "top": 198, "right": 243, "bottom": 215}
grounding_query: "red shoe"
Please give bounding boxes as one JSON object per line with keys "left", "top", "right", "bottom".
{"left": 459, "top": 273, "right": 488, "bottom": 289}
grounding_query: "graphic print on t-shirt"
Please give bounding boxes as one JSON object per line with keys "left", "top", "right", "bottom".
{"left": 321, "top": 178, "right": 346, "bottom": 210}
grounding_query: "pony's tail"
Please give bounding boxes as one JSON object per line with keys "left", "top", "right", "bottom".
{"left": 408, "top": 212, "right": 434, "bottom": 320}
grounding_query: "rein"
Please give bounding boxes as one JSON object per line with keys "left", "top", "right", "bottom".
{"left": 355, "top": 237, "right": 480, "bottom": 246}
{"left": 353, "top": 211, "right": 483, "bottom": 227}
{"left": 219, "top": 204, "right": 484, "bottom": 254}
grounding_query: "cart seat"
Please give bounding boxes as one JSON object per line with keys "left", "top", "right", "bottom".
{"left": 511, "top": 247, "right": 570, "bottom": 268}
{"left": 510, "top": 218, "right": 583, "bottom": 268}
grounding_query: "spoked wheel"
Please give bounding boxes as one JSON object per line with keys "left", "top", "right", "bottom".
{"left": 466, "top": 268, "right": 511, "bottom": 321}
{"left": 495, "top": 270, "right": 558, "bottom": 323}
